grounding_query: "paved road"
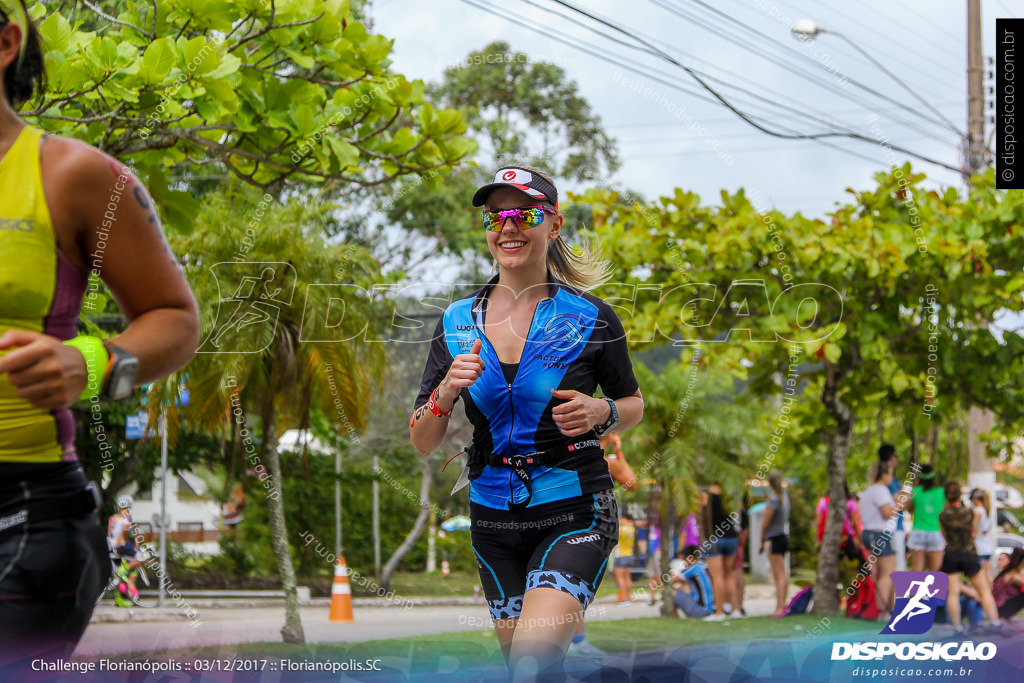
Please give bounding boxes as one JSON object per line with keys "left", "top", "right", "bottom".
{"left": 77, "top": 593, "right": 781, "bottom": 656}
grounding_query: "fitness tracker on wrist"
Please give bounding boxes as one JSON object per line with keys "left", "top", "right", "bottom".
{"left": 102, "top": 343, "right": 139, "bottom": 401}
{"left": 593, "top": 398, "right": 620, "bottom": 436}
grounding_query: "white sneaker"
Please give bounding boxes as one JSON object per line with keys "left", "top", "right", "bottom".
{"left": 567, "top": 641, "right": 606, "bottom": 657}
{"left": 703, "top": 612, "right": 728, "bottom": 622}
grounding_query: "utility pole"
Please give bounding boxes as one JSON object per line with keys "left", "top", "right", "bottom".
{"left": 966, "top": 0, "right": 986, "bottom": 176}
{"left": 965, "top": 0, "right": 996, "bottom": 557}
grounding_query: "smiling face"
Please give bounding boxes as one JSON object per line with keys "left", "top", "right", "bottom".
{"left": 483, "top": 186, "right": 562, "bottom": 272}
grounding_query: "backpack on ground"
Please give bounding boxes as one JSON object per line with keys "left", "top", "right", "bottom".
{"left": 784, "top": 585, "right": 814, "bottom": 615}
{"left": 845, "top": 575, "right": 881, "bottom": 620}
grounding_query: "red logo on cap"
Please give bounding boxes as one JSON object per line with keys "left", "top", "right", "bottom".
{"left": 502, "top": 170, "right": 516, "bottom": 181}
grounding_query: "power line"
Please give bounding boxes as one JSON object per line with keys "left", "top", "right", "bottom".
{"left": 640, "top": 0, "right": 960, "bottom": 142}
{"left": 448, "top": 0, "right": 959, "bottom": 174}
{"left": 996, "top": 0, "right": 1019, "bottom": 19}
{"left": 607, "top": 101, "right": 964, "bottom": 129}
{"left": 618, "top": 128, "right": 950, "bottom": 145}
{"left": 606, "top": 16, "right": 957, "bottom": 145}
{"left": 892, "top": 3, "right": 965, "bottom": 54}
{"left": 544, "top": 0, "right": 964, "bottom": 174}
{"left": 774, "top": 0, "right": 964, "bottom": 78}
{"left": 664, "top": 0, "right": 963, "bottom": 136}
{"left": 526, "top": 0, "right": 956, "bottom": 147}
{"left": 690, "top": 0, "right": 965, "bottom": 135}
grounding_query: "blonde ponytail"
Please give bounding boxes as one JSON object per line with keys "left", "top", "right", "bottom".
{"left": 547, "top": 233, "right": 613, "bottom": 291}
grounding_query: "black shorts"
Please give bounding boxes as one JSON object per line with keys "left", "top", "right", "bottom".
{"left": 941, "top": 550, "right": 981, "bottom": 577}
{"left": 0, "top": 462, "right": 110, "bottom": 662}
{"left": 768, "top": 534, "right": 789, "bottom": 556}
{"left": 471, "top": 490, "right": 617, "bottom": 620}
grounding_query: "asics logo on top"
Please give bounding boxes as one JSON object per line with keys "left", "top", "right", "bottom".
{"left": 0, "top": 218, "right": 35, "bottom": 233}
{"left": 882, "top": 571, "right": 948, "bottom": 635}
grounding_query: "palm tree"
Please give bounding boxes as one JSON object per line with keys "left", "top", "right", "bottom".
{"left": 631, "top": 353, "right": 768, "bottom": 616}
{"left": 155, "top": 184, "right": 385, "bottom": 643}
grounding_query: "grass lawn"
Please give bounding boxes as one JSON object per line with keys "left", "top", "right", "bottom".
{"left": 386, "top": 571, "right": 480, "bottom": 598}
{"left": 102, "top": 614, "right": 879, "bottom": 672}
{"left": 387, "top": 570, "right": 631, "bottom": 601}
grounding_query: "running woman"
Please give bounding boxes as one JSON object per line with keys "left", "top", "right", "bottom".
{"left": 0, "top": 2, "right": 198, "bottom": 660}
{"left": 410, "top": 164, "right": 643, "bottom": 681}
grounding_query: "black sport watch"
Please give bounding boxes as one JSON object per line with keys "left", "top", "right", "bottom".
{"left": 102, "top": 343, "right": 139, "bottom": 400}
{"left": 593, "top": 398, "right": 620, "bottom": 436}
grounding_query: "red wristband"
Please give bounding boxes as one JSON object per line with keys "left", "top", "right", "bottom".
{"left": 428, "top": 387, "right": 453, "bottom": 418}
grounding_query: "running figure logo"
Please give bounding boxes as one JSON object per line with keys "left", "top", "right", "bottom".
{"left": 198, "top": 262, "right": 296, "bottom": 353}
{"left": 881, "top": 571, "right": 948, "bottom": 635}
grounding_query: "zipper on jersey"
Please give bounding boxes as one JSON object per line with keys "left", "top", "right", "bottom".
{"left": 478, "top": 294, "right": 550, "bottom": 459}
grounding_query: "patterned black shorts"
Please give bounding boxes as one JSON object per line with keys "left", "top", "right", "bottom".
{"left": 470, "top": 490, "right": 617, "bottom": 620}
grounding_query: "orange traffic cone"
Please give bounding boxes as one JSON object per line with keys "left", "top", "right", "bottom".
{"left": 329, "top": 556, "right": 354, "bottom": 623}
{"left": 441, "top": 560, "right": 450, "bottom": 578}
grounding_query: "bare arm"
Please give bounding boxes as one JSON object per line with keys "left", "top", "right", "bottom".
{"left": 0, "top": 139, "right": 198, "bottom": 408}
{"left": 75, "top": 146, "right": 199, "bottom": 381}
{"left": 409, "top": 338, "right": 483, "bottom": 456}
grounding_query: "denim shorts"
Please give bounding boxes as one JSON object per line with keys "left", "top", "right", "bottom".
{"left": 674, "top": 588, "right": 711, "bottom": 618}
{"left": 907, "top": 529, "right": 946, "bottom": 552}
{"left": 705, "top": 535, "right": 738, "bottom": 558}
{"left": 613, "top": 556, "right": 634, "bottom": 569}
{"left": 862, "top": 530, "right": 896, "bottom": 557}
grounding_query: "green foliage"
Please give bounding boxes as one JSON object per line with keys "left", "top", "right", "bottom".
{"left": 431, "top": 41, "right": 619, "bottom": 181}
{"left": 24, "top": 0, "right": 470, "bottom": 231}
{"left": 384, "top": 41, "right": 620, "bottom": 258}
{"left": 589, "top": 165, "right": 1024, "bottom": 613}
{"left": 587, "top": 167, "right": 1024, "bottom": 440}
{"left": 435, "top": 530, "right": 475, "bottom": 573}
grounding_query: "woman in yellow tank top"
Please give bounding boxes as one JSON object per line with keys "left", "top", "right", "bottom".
{"left": 0, "top": 2, "right": 198, "bottom": 661}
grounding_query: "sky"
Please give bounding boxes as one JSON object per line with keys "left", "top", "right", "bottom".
{"left": 370, "top": 0, "right": 1012, "bottom": 219}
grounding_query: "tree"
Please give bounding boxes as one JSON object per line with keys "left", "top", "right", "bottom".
{"left": 24, "top": 0, "right": 471, "bottom": 229}
{"left": 157, "top": 184, "right": 387, "bottom": 643}
{"left": 383, "top": 41, "right": 620, "bottom": 259}
{"left": 431, "top": 41, "right": 619, "bottom": 181}
{"left": 584, "top": 167, "right": 1024, "bottom": 615}
{"left": 630, "top": 356, "right": 772, "bottom": 616}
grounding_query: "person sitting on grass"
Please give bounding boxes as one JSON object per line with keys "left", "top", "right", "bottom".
{"left": 992, "top": 547, "right": 1024, "bottom": 620}
{"left": 670, "top": 546, "right": 715, "bottom": 619}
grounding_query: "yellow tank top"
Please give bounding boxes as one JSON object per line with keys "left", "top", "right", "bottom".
{"left": 0, "top": 126, "right": 88, "bottom": 462}
{"left": 617, "top": 519, "right": 635, "bottom": 557}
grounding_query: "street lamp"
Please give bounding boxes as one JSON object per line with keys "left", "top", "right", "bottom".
{"left": 791, "top": 19, "right": 962, "bottom": 136}
{"left": 790, "top": 19, "right": 823, "bottom": 41}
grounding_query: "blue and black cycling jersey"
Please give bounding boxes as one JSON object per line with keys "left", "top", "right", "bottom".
{"left": 416, "top": 271, "right": 639, "bottom": 510}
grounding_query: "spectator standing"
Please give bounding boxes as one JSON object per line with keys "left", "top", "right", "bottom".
{"left": 613, "top": 511, "right": 635, "bottom": 605}
{"left": 734, "top": 492, "right": 751, "bottom": 618}
{"left": 971, "top": 488, "right": 994, "bottom": 586}
{"left": 860, "top": 461, "right": 900, "bottom": 615}
{"left": 761, "top": 472, "right": 790, "bottom": 617}
{"left": 907, "top": 465, "right": 945, "bottom": 572}
{"left": 938, "top": 480, "right": 1002, "bottom": 633}
{"left": 879, "top": 445, "right": 907, "bottom": 571}
{"left": 700, "top": 483, "right": 738, "bottom": 621}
